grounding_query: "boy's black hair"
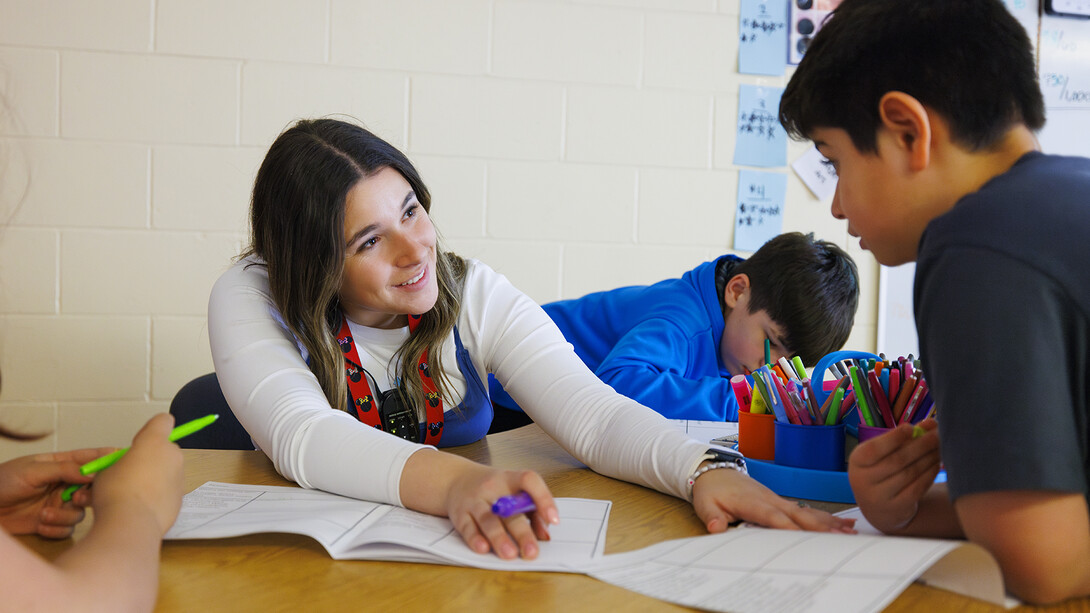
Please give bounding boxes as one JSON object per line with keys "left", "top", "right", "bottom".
{"left": 718, "top": 232, "right": 859, "bottom": 365}
{"left": 779, "top": 0, "right": 1045, "bottom": 153}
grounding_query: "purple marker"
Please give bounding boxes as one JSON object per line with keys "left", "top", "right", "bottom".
{"left": 491, "top": 491, "right": 536, "bottom": 517}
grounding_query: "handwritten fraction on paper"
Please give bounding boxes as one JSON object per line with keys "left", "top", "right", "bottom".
{"left": 733, "top": 84, "right": 787, "bottom": 168}
{"left": 739, "top": 0, "right": 787, "bottom": 76}
{"left": 1040, "top": 16, "right": 1090, "bottom": 110}
{"left": 792, "top": 145, "right": 838, "bottom": 200}
{"left": 734, "top": 170, "right": 786, "bottom": 253}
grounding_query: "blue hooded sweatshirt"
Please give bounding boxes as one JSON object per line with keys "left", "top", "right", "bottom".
{"left": 489, "top": 255, "right": 741, "bottom": 421}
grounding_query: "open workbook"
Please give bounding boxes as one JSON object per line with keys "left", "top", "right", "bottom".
{"left": 165, "top": 482, "right": 611, "bottom": 572}
{"left": 166, "top": 482, "right": 1011, "bottom": 613}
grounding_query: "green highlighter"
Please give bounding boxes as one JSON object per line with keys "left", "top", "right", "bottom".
{"left": 60, "top": 414, "right": 219, "bottom": 502}
{"left": 790, "top": 355, "right": 808, "bottom": 380}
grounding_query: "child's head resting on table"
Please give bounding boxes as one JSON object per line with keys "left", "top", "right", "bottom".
{"left": 716, "top": 231, "right": 858, "bottom": 375}
{"left": 777, "top": 0, "right": 1044, "bottom": 267}
{"left": 245, "top": 118, "right": 465, "bottom": 413}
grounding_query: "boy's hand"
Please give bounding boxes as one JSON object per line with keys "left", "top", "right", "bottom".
{"left": 848, "top": 419, "right": 941, "bottom": 533}
{"left": 691, "top": 468, "right": 856, "bottom": 533}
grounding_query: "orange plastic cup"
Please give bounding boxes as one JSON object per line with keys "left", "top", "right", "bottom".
{"left": 738, "top": 410, "right": 775, "bottom": 461}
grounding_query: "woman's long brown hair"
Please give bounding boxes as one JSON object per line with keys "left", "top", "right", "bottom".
{"left": 242, "top": 118, "right": 467, "bottom": 418}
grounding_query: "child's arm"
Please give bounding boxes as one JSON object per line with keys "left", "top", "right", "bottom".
{"left": 595, "top": 319, "right": 739, "bottom": 420}
{"left": 956, "top": 490, "right": 1090, "bottom": 605}
{"left": 0, "top": 414, "right": 183, "bottom": 613}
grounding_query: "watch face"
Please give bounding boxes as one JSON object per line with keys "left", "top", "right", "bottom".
{"left": 708, "top": 447, "right": 746, "bottom": 464}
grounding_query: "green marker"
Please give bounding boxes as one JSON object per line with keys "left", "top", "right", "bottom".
{"left": 825, "top": 385, "right": 845, "bottom": 426}
{"left": 790, "top": 356, "right": 807, "bottom": 380}
{"left": 849, "top": 366, "right": 875, "bottom": 427}
{"left": 60, "top": 414, "right": 219, "bottom": 502}
{"left": 912, "top": 425, "right": 927, "bottom": 439}
{"left": 750, "top": 371, "right": 771, "bottom": 415}
{"left": 764, "top": 338, "right": 771, "bottom": 366}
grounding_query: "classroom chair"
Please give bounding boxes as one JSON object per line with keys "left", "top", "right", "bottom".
{"left": 169, "top": 373, "right": 253, "bottom": 450}
{"left": 488, "top": 405, "right": 535, "bottom": 434}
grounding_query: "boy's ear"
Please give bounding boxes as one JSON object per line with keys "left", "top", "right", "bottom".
{"left": 723, "top": 273, "right": 751, "bottom": 309}
{"left": 878, "top": 91, "right": 931, "bottom": 172}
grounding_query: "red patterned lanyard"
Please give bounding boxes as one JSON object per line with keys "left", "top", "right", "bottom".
{"left": 336, "top": 314, "right": 444, "bottom": 445}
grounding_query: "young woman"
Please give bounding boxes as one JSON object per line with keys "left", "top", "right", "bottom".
{"left": 0, "top": 413, "right": 183, "bottom": 611}
{"left": 209, "top": 118, "right": 853, "bottom": 561}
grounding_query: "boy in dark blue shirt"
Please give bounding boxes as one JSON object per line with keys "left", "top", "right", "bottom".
{"left": 780, "top": 0, "right": 1090, "bottom": 603}
{"left": 490, "top": 232, "right": 859, "bottom": 422}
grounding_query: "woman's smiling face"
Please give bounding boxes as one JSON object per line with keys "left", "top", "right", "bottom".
{"left": 338, "top": 167, "right": 438, "bottom": 329}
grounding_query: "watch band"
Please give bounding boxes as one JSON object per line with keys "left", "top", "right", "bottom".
{"left": 687, "top": 446, "right": 748, "bottom": 497}
{"left": 703, "top": 446, "right": 747, "bottom": 474}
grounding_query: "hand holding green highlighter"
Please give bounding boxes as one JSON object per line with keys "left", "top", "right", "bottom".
{"left": 60, "top": 414, "right": 219, "bottom": 502}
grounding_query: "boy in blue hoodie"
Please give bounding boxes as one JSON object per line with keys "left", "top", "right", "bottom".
{"left": 490, "top": 232, "right": 859, "bottom": 423}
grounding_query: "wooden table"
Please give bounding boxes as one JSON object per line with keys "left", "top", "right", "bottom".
{"left": 21, "top": 425, "right": 1089, "bottom": 612}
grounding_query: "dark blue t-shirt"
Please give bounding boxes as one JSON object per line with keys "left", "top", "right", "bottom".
{"left": 915, "top": 151, "right": 1090, "bottom": 501}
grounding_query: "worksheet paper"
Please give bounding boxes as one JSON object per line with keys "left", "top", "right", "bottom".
{"left": 165, "top": 482, "right": 610, "bottom": 572}
{"left": 669, "top": 418, "right": 738, "bottom": 443}
{"left": 585, "top": 528, "right": 1008, "bottom": 613}
{"left": 168, "top": 482, "right": 1010, "bottom": 612}
{"left": 834, "top": 507, "right": 1020, "bottom": 609}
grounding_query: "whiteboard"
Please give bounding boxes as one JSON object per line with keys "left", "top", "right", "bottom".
{"left": 876, "top": 263, "right": 918, "bottom": 359}
{"left": 1038, "top": 12, "right": 1090, "bottom": 154}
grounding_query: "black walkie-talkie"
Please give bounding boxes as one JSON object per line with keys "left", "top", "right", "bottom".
{"left": 378, "top": 388, "right": 420, "bottom": 443}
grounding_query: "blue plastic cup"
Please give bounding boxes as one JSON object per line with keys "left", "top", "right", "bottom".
{"left": 773, "top": 421, "right": 846, "bottom": 472}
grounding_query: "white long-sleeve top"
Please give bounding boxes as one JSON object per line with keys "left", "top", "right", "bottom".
{"left": 208, "top": 256, "right": 709, "bottom": 506}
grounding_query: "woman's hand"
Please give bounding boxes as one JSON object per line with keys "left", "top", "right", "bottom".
{"left": 400, "top": 449, "right": 559, "bottom": 560}
{"left": 691, "top": 466, "right": 856, "bottom": 533}
{"left": 0, "top": 446, "right": 112, "bottom": 538}
{"left": 848, "top": 418, "right": 941, "bottom": 534}
{"left": 89, "top": 413, "right": 185, "bottom": 535}
{"left": 444, "top": 463, "right": 558, "bottom": 560}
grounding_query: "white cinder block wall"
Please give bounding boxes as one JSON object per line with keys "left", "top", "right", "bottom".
{"left": 0, "top": 0, "right": 879, "bottom": 459}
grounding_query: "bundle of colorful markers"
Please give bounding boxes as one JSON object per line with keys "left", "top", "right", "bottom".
{"left": 827, "top": 355, "right": 934, "bottom": 429}
{"left": 730, "top": 350, "right": 934, "bottom": 428}
{"left": 731, "top": 354, "right": 837, "bottom": 426}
